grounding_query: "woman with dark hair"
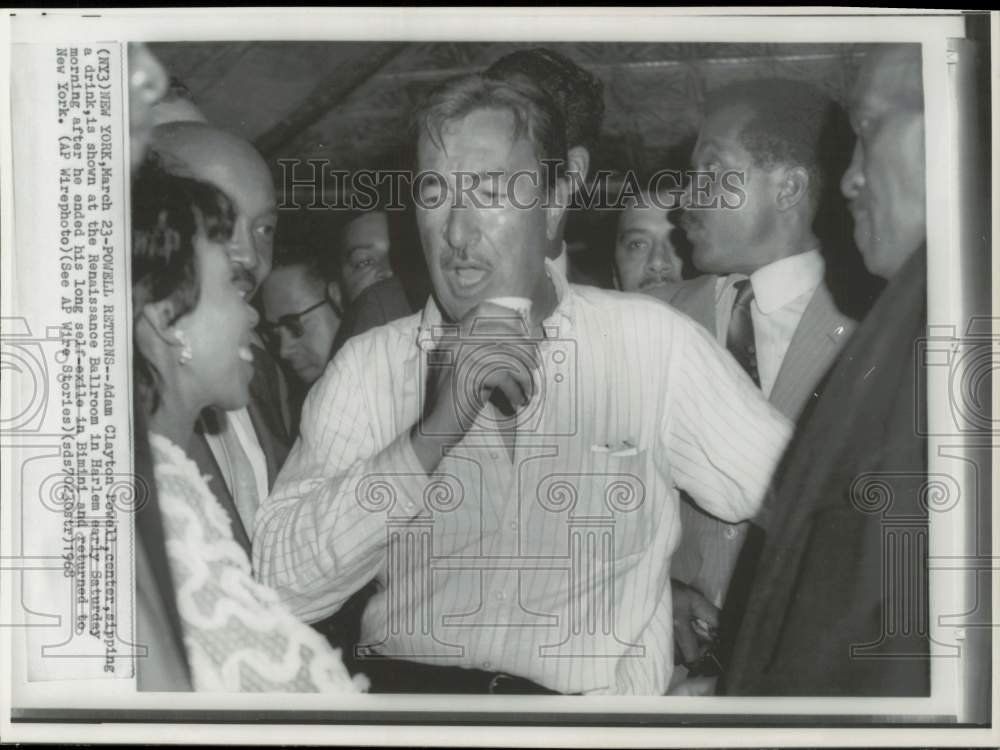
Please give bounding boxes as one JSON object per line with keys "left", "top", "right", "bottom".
{"left": 131, "top": 160, "right": 365, "bottom": 693}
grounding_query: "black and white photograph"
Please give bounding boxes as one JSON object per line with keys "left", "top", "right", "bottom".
{"left": 0, "top": 7, "right": 995, "bottom": 747}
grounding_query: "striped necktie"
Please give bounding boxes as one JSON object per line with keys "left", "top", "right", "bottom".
{"left": 726, "top": 279, "right": 760, "bottom": 387}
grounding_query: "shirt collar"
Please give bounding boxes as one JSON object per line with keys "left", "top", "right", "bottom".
{"left": 417, "top": 257, "right": 575, "bottom": 343}
{"left": 748, "top": 248, "right": 825, "bottom": 315}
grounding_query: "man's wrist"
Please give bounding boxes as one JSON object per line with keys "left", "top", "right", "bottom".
{"left": 409, "top": 413, "right": 461, "bottom": 475}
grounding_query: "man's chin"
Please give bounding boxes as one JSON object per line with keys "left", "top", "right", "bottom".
{"left": 294, "top": 364, "right": 321, "bottom": 384}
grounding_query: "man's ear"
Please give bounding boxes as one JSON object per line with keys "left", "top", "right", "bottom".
{"left": 564, "top": 145, "right": 591, "bottom": 198}
{"left": 326, "top": 281, "right": 344, "bottom": 316}
{"left": 544, "top": 158, "right": 574, "bottom": 242}
{"left": 776, "top": 166, "right": 810, "bottom": 211}
{"left": 544, "top": 183, "right": 570, "bottom": 242}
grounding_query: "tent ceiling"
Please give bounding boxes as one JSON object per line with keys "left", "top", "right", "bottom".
{"left": 150, "top": 41, "right": 866, "bottom": 182}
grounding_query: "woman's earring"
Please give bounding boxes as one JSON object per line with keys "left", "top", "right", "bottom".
{"left": 174, "top": 328, "right": 193, "bottom": 365}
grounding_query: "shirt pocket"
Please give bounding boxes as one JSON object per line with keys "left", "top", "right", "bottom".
{"left": 567, "top": 446, "right": 653, "bottom": 560}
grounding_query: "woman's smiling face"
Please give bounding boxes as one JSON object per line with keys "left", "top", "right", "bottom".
{"left": 176, "top": 230, "right": 260, "bottom": 411}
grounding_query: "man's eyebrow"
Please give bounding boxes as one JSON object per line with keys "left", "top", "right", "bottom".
{"left": 618, "top": 227, "right": 651, "bottom": 239}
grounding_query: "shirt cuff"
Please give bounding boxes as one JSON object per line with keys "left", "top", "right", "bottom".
{"left": 355, "top": 427, "right": 435, "bottom": 521}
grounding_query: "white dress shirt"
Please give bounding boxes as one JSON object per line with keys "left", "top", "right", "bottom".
{"left": 204, "top": 407, "right": 269, "bottom": 535}
{"left": 714, "top": 249, "right": 825, "bottom": 397}
{"left": 254, "top": 260, "right": 791, "bottom": 695}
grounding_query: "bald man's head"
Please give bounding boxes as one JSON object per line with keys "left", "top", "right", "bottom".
{"left": 840, "top": 44, "right": 926, "bottom": 279}
{"left": 151, "top": 121, "right": 277, "bottom": 297}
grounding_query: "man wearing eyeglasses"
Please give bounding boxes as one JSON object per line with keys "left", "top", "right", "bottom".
{"left": 260, "top": 245, "right": 344, "bottom": 387}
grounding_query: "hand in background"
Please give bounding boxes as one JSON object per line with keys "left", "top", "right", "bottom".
{"left": 671, "top": 578, "right": 720, "bottom": 665}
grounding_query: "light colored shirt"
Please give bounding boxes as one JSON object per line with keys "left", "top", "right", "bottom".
{"left": 204, "top": 407, "right": 269, "bottom": 536}
{"left": 714, "top": 249, "right": 825, "bottom": 398}
{"left": 253, "top": 260, "right": 791, "bottom": 695}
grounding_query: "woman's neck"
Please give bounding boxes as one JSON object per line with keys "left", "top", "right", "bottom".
{"left": 148, "top": 392, "right": 199, "bottom": 453}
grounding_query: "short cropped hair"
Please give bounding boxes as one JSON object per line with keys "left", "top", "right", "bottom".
{"left": 485, "top": 47, "right": 605, "bottom": 156}
{"left": 705, "top": 78, "right": 852, "bottom": 207}
{"left": 272, "top": 242, "right": 335, "bottom": 290}
{"left": 412, "top": 73, "right": 567, "bottom": 192}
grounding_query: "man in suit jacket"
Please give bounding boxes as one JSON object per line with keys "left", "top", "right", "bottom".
{"left": 724, "top": 44, "right": 931, "bottom": 695}
{"left": 151, "top": 122, "right": 291, "bottom": 557}
{"left": 645, "top": 79, "right": 859, "bottom": 671}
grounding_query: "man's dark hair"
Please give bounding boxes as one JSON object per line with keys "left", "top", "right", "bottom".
{"left": 273, "top": 241, "right": 336, "bottom": 288}
{"left": 705, "top": 78, "right": 852, "bottom": 209}
{"left": 485, "top": 47, "right": 605, "bottom": 157}
{"left": 412, "top": 73, "right": 567, "bottom": 192}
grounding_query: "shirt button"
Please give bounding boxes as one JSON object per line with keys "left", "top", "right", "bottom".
{"left": 494, "top": 590, "right": 506, "bottom": 601}
{"left": 509, "top": 521, "right": 518, "bottom": 531}
{"left": 490, "top": 452, "right": 499, "bottom": 460}
{"left": 724, "top": 526, "right": 738, "bottom": 540}
{"left": 483, "top": 661, "right": 493, "bottom": 670}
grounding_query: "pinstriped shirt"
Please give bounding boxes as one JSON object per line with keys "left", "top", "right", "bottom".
{"left": 253, "top": 261, "right": 791, "bottom": 695}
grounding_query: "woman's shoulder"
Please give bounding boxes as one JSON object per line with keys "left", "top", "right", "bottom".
{"left": 149, "top": 433, "right": 245, "bottom": 552}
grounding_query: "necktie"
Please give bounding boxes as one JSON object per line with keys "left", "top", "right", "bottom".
{"left": 726, "top": 279, "right": 760, "bottom": 387}
{"left": 215, "top": 412, "right": 261, "bottom": 540}
{"left": 714, "top": 279, "right": 765, "bottom": 683}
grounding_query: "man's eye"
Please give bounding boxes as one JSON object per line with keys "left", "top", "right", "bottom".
{"left": 353, "top": 257, "right": 374, "bottom": 270}
{"left": 419, "top": 178, "right": 446, "bottom": 203}
{"left": 255, "top": 224, "right": 275, "bottom": 239}
{"left": 628, "top": 240, "right": 649, "bottom": 252}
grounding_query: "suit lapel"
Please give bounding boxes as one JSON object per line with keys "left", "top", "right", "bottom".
{"left": 246, "top": 344, "right": 291, "bottom": 490}
{"left": 769, "top": 283, "right": 855, "bottom": 420}
{"left": 188, "top": 419, "right": 252, "bottom": 557}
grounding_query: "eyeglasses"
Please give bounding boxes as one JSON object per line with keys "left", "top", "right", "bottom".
{"left": 260, "top": 299, "right": 329, "bottom": 345}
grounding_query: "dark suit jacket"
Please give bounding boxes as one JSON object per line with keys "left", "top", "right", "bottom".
{"left": 331, "top": 276, "right": 418, "bottom": 355}
{"left": 725, "top": 249, "right": 929, "bottom": 696}
{"left": 652, "top": 272, "right": 856, "bottom": 606}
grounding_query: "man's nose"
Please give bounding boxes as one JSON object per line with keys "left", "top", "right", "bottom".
{"left": 375, "top": 259, "right": 394, "bottom": 283}
{"left": 647, "top": 243, "right": 672, "bottom": 272}
{"left": 840, "top": 141, "right": 865, "bottom": 200}
{"left": 278, "top": 328, "right": 297, "bottom": 359}
{"left": 444, "top": 204, "right": 478, "bottom": 255}
{"left": 228, "top": 220, "right": 260, "bottom": 274}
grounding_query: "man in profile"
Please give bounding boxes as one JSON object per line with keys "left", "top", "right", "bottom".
{"left": 724, "top": 43, "right": 930, "bottom": 696}
{"left": 662, "top": 80, "right": 858, "bottom": 680}
{"left": 151, "top": 121, "right": 290, "bottom": 555}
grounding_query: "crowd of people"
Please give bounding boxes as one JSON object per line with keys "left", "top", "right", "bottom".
{"left": 129, "top": 41, "right": 930, "bottom": 696}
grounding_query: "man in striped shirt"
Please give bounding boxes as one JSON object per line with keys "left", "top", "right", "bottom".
{"left": 253, "top": 72, "right": 791, "bottom": 695}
